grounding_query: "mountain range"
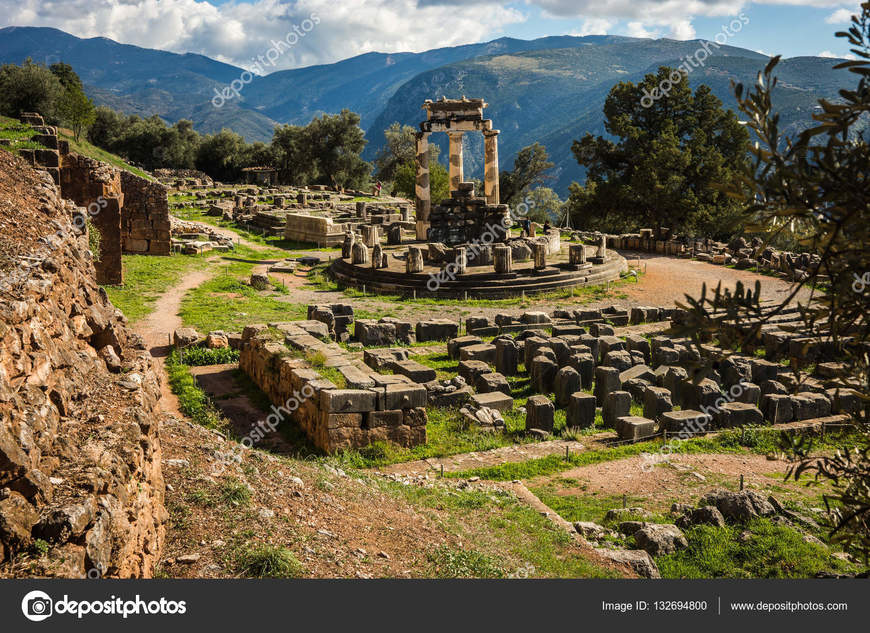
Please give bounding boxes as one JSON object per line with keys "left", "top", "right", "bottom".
{"left": 0, "top": 26, "right": 853, "bottom": 194}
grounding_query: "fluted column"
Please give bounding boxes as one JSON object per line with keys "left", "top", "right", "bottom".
{"left": 483, "top": 129, "right": 500, "bottom": 205}
{"left": 415, "top": 131, "right": 430, "bottom": 241}
{"left": 447, "top": 131, "right": 464, "bottom": 193}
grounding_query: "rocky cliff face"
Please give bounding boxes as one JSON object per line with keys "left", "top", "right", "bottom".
{"left": 0, "top": 151, "right": 165, "bottom": 577}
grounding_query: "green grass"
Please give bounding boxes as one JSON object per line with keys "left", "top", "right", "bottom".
{"left": 232, "top": 543, "right": 304, "bottom": 578}
{"left": 656, "top": 518, "right": 856, "bottom": 578}
{"left": 59, "top": 129, "right": 152, "bottom": 180}
{"left": 336, "top": 406, "right": 539, "bottom": 469}
{"left": 532, "top": 489, "right": 669, "bottom": 525}
{"left": 179, "top": 268, "right": 307, "bottom": 333}
{"left": 178, "top": 346, "right": 240, "bottom": 366}
{"left": 0, "top": 116, "right": 46, "bottom": 154}
{"left": 165, "top": 350, "right": 228, "bottom": 432}
{"left": 104, "top": 253, "right": 210, "bottom": 322}
{"left": 381, "top": 480, "right": 618, "bottom": 578}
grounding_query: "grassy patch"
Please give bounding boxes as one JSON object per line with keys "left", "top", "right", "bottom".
{"left": 656, "top": 518, "right": 856, "bottom": 578}
{"left": 59, "top": 129, "right": 152, "bottom": 180}
{"left": 179, "top": 346, "right": 240, "bottom": 366}
{"left": 104, "top": 253, "right": 210, "bottom": 323}
{"left": 180, "top": 273, "right": 307, "bottom": 332}
{"left": 232, "top": 543, "right": 304, "bottom": 578}
{"left": 165, "top": 350, "right": 228, "bottom": 432}
{"left": 381, "top": 481, "right": 618, "bottom": 578}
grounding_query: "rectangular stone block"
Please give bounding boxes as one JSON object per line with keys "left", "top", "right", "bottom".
{"left": 460, "top": 343, "right": 497, "bottom": 364}
{"left": 320, "top": 389, "right": 377, "bottom": 413}
{"left": 447, "top": 335, "right": 483, "bottom": 360}
{"left": 567, "top": 392, "right": 597, "bottom": 428}
{"left": 471, "top": 391, "right": 514, "bottom": 412}
{"left": 615, "top": 416, "right": 657, "bottom": 441}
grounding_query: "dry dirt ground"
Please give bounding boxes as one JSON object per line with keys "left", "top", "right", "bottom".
{"left": 157, "top": 415, "right": 630, "bottom": 578}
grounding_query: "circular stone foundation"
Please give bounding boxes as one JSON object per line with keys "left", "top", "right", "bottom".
{"left": 329, "top": 241, "right": 628, "bottom": 299}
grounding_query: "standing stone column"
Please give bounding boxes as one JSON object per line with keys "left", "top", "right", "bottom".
{"left": 532, "top": 241, "right": 547, "bottom": 270}
{"left": 483, "top": 129, "right": 500, "bottom": 205}
{"left": 361, "top": 225, "right": 379, "bottom": 248}
{"left": 455, "top": 247, "right": 467, "bottom": 275}
{"left": 400, "top": 205, "right": 411, "bottom": 222}
{"left": 351, "top": 242, "right": 369, "bottom": 265}
{"left": 447, "top": 131, "right": 464, "bottom": 193}
{"left": 342, "top": 232, "right": 355, "bottom": 259}
{"left": 387, "top": 223, "right": 403, "bottom": 245}
{"left": 415, "top": 132, "right": 430, "bottom": 240}
{"left": 494, "top": 244, "right": 512, "bottom": 274}
{"left": 597, "top": 234, "right": 607, "bottom": 258}
{"left": 356, "top": 201, "right": 367, "bottom": 219}
{"left": 569, "top": 243, "right": 586, "bottom": 266}
{"left": 372, "top": 244, "right": 384, "bottom": 269}
{"left": 407, "top": 246, "right": 424, "bottom": 273}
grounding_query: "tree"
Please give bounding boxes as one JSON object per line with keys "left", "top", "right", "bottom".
{"left": 56, "top": 85, "right": 95, "bottom": 142}
{"left": 523, "top": 187, "right": 564, "bottom": 225}
{"left": 0, "top": 59, "right": 63, "bottom": 121}
{"left": 565, "top": 67, "right": 750, "bottom": 238}
{"left": 49, "top": 62, "right": 83, "bottom": 91}
{"left": 676, "top": 3, "right": 870, "bottom": 563}
{"left": 499, "top": 142, "right": 554, "bottom": 207}
{"left": 196, "top": 128, "right": 249, "bottom": 182}
{"left": 393, "top": 159, "right": 449, "bottom": 206}
{"left": 88, "top": 106, "right": 126, "bottom": 150}
{"left": 305, "top": 109, "right": 370, "bottom": 190}
{"left": 374, "top": 122, "right": 440, "bottom": 183}
{"left": 271, "top": 123, "right": 316, "bottom": 185}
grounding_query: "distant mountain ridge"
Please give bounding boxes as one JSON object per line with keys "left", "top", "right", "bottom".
{"left": 0, "top": 26, "right": 852, "bottom": 194}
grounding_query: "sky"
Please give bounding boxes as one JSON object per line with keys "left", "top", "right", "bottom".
{"left": 0, "top": 0, "right": 862, "bottom": 73}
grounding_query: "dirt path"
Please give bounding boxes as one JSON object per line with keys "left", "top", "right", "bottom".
{"left": 136, "top": 268, "right": 216, "bottom": 416}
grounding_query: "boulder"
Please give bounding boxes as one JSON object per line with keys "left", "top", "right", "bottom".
{"left": 634, "top": 524, "right": 688, "bottom": 556}
{"left": 700, "top": 489, "right": 776, "bottom": 522}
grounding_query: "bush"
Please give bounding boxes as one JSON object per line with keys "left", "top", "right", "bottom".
{"left": 233, "top": 544, "right": 304, "bottom": 578}
{"left": 179, "top": 346, "right": 240, "bottom": 366}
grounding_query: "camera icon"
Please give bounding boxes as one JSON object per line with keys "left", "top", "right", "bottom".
{"left": 21, "top": 590, "right": 53, "bottom": 622}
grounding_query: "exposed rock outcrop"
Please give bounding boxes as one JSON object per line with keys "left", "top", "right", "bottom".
{"left": 0, "top": 151, "right": 165, "bottom": 577}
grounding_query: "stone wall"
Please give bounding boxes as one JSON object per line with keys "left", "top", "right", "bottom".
{"left": 0, "top": 154, "right": 165, "bottom": 577}
{"left": 120, "top": 171, "right": 172, "bottom": 256}
{"left": 59, "top": 153, "right": 124, "bottom": 286}
{"left": 239, "top": 324, "right": 427, "bottom": 453}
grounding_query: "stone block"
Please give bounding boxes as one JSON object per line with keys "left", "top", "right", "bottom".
{"left": 531, "top": 355, "right": 558, "bottom": 395}
{"left": 458, "top": 360, "right": 492, "bottom": 384}
{"left": 604, "top": 350, "right": 633, "bottom": 372}
{"left": 567, "top": 392, "right": 597, "bottom": 429}
{"left": 594, "top": 365, "right": 620, "bottom": 406}
{"left": 616, "top": 416, "right": 657, "bottom": 442}
{"left": 495, "top": 338, "right": 519, "bottom": 376}
{"left": 554, "top": 366, "right": 582, "bottom": 408}
{"left": 392, "top": 360, "right": 436, "bottom": 384}
{"left": 569, "top": 353, "right": 595, "bottom": 389}
{"left": 320, "top": 389, "right": 377, "bottom": 413}
{"left": 471, "top": 391, "right": 514, "bottom": 412}
{"left": 526, "top": 395, "right": 555, "bottom": 433}
{"left": 383, "top": 384, "right": 428, "bottom": 410}
{"left": 460, "top": 343, "right": 497, "bottom": 364}
{"left": 643, "top": 386, "right": 673, "bottom": 420}
{"left": 448, "top": 335, "right": 483, "bottom": 360}
{"left": 659, "top": 409, "right": 710, "bottom": 435}
{"left": 476, "top": 372, "right": 511, "bottom": 396}
{"left": 416, "top": 319, "right": 459, "bottom": 342}
{"left": 603, "top": 390, "right": 631, "bottom": 428}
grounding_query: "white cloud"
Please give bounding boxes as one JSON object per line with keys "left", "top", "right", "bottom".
{"left": 818, "top": 49, "right": 837, "bottom": 56}
{"left": 825, "top": 7, "right": 855, "bottom": 23}
{"left": 819, "top": 49, "right": 857, "bottom": 59}
{"left": 0, "top": 0, "right": 526, "bottom": 70}
{"left": 626, "top": 21, "right": 660, "bottom": 39}
{"left": 570, "top": 17, "right": 615, "bottom": 36}
{"left": 669, "top": 19, "right": 697, "bottom": 40}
